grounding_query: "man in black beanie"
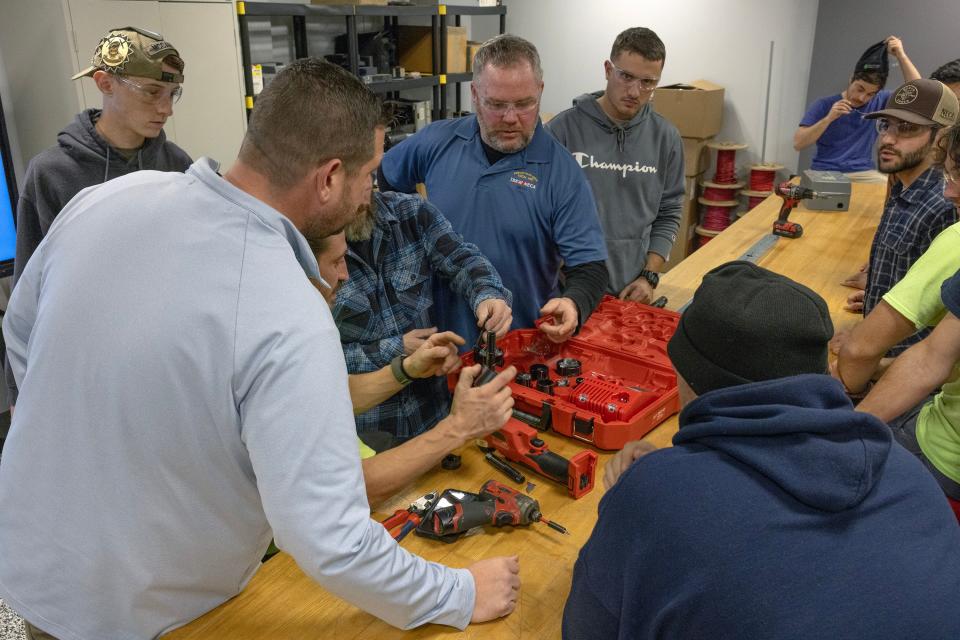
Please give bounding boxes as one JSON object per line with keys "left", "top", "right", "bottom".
{"left": 794, "top": 36, "right": 920, "bottom": 182}
{"left": 563, "top": 261, "right": 960, "bottom": 640}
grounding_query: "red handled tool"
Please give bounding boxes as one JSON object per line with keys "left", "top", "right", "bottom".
{"left": 380, "top": 492, "right": 437, "bottom": 542}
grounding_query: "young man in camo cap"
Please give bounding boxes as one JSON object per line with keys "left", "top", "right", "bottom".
{"left": 5, "top": 27, "right": 192, "bottom": 409}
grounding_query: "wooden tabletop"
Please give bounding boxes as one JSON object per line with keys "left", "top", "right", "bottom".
{"left": 165, "top": 182, "right": 885, "bottom": 639}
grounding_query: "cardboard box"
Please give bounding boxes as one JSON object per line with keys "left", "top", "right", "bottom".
{"left": 663, "top": 177, "right": 700, "bottom": 272}
{"left": 466, "top": 41, "right": 482, "bottom": 72}
{"left": 682, "top": 136, "right": 712, "bottom": 177}
{"left": 398, "top": 25, "right": 468, "bottom": 74}
{"left": 653, "top": 80, "right": 724, "bottom": 138}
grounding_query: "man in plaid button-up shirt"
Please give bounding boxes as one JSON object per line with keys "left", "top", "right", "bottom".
{"left": 334, "top": 191, "right": 512, "bottom": 440}
{"left": 840, "top": 80, "right": 959, "bottom": 357}
{"left": 863, "top": 166, "right": 957, "bottom": 355}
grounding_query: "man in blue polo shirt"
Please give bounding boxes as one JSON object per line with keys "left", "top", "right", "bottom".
{"left": 794, "top": 36, "right": 920, "bottom": 182}
{"left": 379, "top": 35, "right": 608, "bottom": 346}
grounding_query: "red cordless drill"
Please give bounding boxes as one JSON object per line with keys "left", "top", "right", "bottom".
{"left": 773, "top": 181, "right": 817, "bottom": 239}
{"left": 430, "top": 479, "right": 568, "bottom": 536}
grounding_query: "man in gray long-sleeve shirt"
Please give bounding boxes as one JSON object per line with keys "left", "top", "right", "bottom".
{"left": 548, "top": 27, "right": 684, "bottom": 303}
{"left": 0, "top": 59, "right": 519, "bottom": 640}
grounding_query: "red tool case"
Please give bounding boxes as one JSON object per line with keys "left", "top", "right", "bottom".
{"left": 453, "top": 296, "right": 681, "bottom": 451}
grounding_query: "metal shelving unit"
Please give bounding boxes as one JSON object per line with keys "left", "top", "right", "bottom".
{"left": 235, "top": 2, "right": 506, "bottom": 120}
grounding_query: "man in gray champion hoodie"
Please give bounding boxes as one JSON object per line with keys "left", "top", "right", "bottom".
{"left": 6, "top": 27, "right": 191, "bottom": 408}
{"left": 548, "top": 27, "right": 684, "bottom": 303}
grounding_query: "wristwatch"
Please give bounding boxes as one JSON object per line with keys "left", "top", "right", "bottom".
{"left": 390, "top": 355, "right": 413, "bottom": 386}
{"left": 638, "top": 269, "right": 660, "bottom": 289}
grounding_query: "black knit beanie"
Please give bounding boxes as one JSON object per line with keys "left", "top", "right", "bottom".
{"left": 667, "top": 261, "right": 834, "bottom": 396}
{"left": 854, "top": 41, "right": 889, "bottom": 87}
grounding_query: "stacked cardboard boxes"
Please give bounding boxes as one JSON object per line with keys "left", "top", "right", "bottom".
{"left": 652, "top": 80, "right": 725, "bottom": 271}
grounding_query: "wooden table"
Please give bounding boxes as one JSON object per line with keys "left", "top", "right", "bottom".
{"left": 166, "top": 183, "right": 885, "bottom": 639}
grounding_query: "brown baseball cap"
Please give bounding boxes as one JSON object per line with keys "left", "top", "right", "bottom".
{"left": 71, "top": 27, "right": 184, "bottom": 83}
{"left": 864, "top": 79, "right": 958, "bottom": 127}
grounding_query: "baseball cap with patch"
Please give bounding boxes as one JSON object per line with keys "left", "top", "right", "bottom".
{"left": 864, "top": 78, "right": 958, "bottom": 127}
{"left": 71, "top": 27, "right": 184, "bottom": 83}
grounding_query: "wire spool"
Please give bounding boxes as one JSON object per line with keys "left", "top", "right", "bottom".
{"left": 698, "top": 196, "right": 738, "bottom": 231}
{"left": 742, "top": 189, "right": 773, "bottom": 211}
{"left": 707, "top": 141, "right": 748, "bottom": 185}
{"left": 749, "top": 163, "right": 783, "bottom": 192}
{"left": 701, "top": 179, "right": 745, "bottom": 202}
{"left": 694, "top": 225, "right": 720, "bottom": 247}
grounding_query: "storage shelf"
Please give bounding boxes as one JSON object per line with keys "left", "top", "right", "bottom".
{"left": 367, "top": 76, "right": 440, "bottom": 93}
{"left": 237, "top": 2, "right": 505, "bottom": 120}
{"left": 446, "top": 72, "right": 473, "bottom": 84}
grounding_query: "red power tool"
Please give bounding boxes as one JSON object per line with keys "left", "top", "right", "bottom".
{"left": 472, "top": 331, "right": 598, "bottom": 499}
{"left": 430, "top": 479, "right": 568, "bottom": 537}
{"left": 773, "top": 181, "right": 818, "bottom": 238}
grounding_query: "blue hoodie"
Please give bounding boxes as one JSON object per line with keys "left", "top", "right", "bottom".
{"left": 563, "top": 374, "right": 960, "bottom": 639}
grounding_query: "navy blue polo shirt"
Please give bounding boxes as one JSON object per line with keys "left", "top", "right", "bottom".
{"left": 380, "top": 115, "right": 607, "bottom": 343}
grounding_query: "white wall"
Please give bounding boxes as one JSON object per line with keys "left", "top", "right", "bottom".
{"left": 502, "top": 0, "right": 820, "bottom": 175}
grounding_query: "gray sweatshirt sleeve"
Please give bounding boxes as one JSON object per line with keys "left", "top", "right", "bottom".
{"left": 648, "top": 134, "right": 685, "bottom": 261}
{"left": 236, "top": 283, "right": 475, "bottom": 630}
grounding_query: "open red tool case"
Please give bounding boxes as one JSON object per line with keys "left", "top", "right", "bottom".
{"left": 449, "top": 296, "right": 681, "bottom": 497}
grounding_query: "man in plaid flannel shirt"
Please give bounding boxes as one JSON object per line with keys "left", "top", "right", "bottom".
{"left": 334, "top": 190, "right": 512, "bottom": 441}
{"left": 838, "top": 80, "right": 958, "bottom": 357}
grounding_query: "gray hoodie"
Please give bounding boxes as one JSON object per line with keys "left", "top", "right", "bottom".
{"left": 13, "top": 108, "right": 192, "bottom": 285}
{"left": 7, "top": 108, "right": 191, "bottom": 402}
{"left": 547, "top": 92, "right": 684, "bottom": 294}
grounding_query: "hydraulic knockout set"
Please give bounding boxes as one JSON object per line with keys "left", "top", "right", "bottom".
{"left": 451, "top": 296, "right": 681, "bottom": 499}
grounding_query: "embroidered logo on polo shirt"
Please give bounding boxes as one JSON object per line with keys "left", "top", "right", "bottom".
{"left": 510, "top": 170, "right": 538, "bottom": 190}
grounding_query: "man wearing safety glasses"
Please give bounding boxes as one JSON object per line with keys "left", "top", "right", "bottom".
{"left": 548, "top": 27, "right": 684, "bottom": 304}
{"left": 378, "top": 35, "right": 608, "bottom": 348}
{"left": 6, "top": 26, "right": 191, "bottom": 408}
{"left": 836, "top": 79, "right": 958, "bottom": 358}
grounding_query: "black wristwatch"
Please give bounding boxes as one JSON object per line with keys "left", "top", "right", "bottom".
{"left": 390, "top": 355, "right": 413, "bottom": 386}
{"left": 638, "top": 269, "right": 660, "bottom": 289}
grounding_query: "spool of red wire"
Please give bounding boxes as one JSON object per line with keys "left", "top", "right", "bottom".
{"left": 708, "top": 142, "right": 747, "bottom": 185}
{"left": 695, "top": 225, "right": 720, "bottom": 248}
{"left": 701, "top": 179, "right": 744, "bottom": 202}
{"left": 698, "top": 197, "right": 738, "bottom": 231}
{"left": 703, "top": 186, "right": 734, "bottom": 201}
{"left": 714, "top": 150, "right": 737, "bottom": 184}
{"left": 749, "top": 164, "right": 782, "bottom": 192}
{"left": 742, "top": 189, "right": 773, "bottom": 211}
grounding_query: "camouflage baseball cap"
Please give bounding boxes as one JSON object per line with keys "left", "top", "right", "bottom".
{"left": 71, "top": 27, "right": 184, "bottom": 83}
{"left": 864, "top": 79, "right": 958, "bottom": 127}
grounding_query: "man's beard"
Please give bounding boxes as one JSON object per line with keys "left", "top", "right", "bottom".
{"left": 302, "top": 197, "right": 358, "bottom": 250}
{"left": 878, "top": 141, "right": 931, "bottom": 175}
{"left": 477, "top": 114, "right": 534, "bottom": 153}
{"left": 345, "top": 197, "right": 377, "bottom": 242}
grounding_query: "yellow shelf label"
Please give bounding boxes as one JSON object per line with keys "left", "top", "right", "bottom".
{"left": 245, "top": 96, "right": 254, "bottom": 110}
{"left": 439, "top": 74, "right": 447, "bottom": 85}
{"left": 237, "top": 1, "right": 245, "bottom": 16}
{"left": 439, "top": 5, "right": 447, "bottom": 15}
